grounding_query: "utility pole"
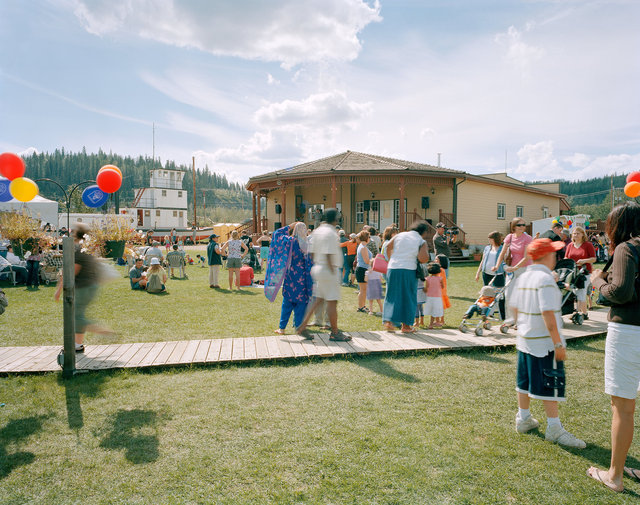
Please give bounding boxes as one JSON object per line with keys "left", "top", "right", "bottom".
{"left": 611, "top": 175, "right": 614, "bottom": 212}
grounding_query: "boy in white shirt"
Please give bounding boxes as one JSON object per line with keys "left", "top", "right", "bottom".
{"left": 509, "top": 238, "right": 586, "bottom": 449}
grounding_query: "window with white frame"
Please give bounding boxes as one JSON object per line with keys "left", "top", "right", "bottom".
{"left": 542, "top": 206, "right": 549, "bottom": 218}
{"left": 497, "top": 203, "right": 506, "bottom": 220}
{"left": 173, "top": 211, "right": 178, "bottom": 217}
{"left": 178, "top": 191, "right": 183, "bottom": 198}
{"left": 162, "top": 190, "right": 167, "bottom": 197}
{"left": 355, "top": 201, "right": 364, "bottom": 223}
{"left": 516, "top": 205, "right": 524, "bottom": 218}
{"left": 156, "top": 210, "right": 161, "bottom": 217}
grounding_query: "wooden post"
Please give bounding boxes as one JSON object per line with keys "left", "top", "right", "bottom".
{"left": 331, "top": 176, "right": 337, "bottom": 208}
{"left": 252, "top": 191, "right": 257, "bottom": 234}
{"left": 192, "top": 157, "right": 197, "bottom": 228}
{"left": 281, "top": 186, "right": 286, "bottom": 225}
{"left": 256, "top": 192, "right": 262, "bottom": 233}
{"left": 399, "top": 177, "right": 406, "bottom": 232}
{"left": 62, "top": 236, "right": 76, "bottom": 378}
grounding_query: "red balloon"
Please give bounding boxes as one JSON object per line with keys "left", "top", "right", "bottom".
{"left": 626, "top": 172, "right": 640, "bottom": 184}
{"left": 0, "top": 152, "right": 26, "bottom": 181}
{"left": 567, "top": 220, "right": 572, "bottom": 226}
{"left": 624, "top": 181, "right": 640, "bottom": 198}
{"left": 96, "top": 168, "right": 122, "bottom": 193}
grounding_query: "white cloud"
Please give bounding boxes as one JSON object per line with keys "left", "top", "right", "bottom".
{"left": 267, "top": 74, "right": 279, "bottom": 86}
{"left": 18, "top": 147, "right": 39, "bottom": 157}
{"left": 254, "top": 91, "right": 372, "bottom": 128}
{"left": 515, "top": 141, "right": 640, "bottom": 181}
{"left": 71, "top": 0, "right": 382, "bottom": 68}
{"left": 515, "top": 141, "right": 561, "bottom": 179}
{"left": 494, "top": 25, "right": 545, "bottom": 75}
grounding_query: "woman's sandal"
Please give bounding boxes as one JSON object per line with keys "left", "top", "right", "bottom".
{"left": 274, "top": 328, "right": 285, "bottom": 335}
{"left": 587, "top": 467, "right": 623, "bottom": 493}
{"left": 401, "top": 325, "right": 417, "bottom": 334}
{"left": 624, "top": 466, "right": 640, "bottom": 481}
{"left": 383, "top": 322, "right": 397, "bottom": 333}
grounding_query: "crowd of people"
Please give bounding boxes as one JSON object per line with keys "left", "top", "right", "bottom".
{"left": 3, "top": 202, "right": 640, "bottom": 492}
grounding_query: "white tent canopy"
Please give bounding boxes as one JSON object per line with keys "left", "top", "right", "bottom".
{"left": 0, "top": 194, "right": 59, "bottom": 227}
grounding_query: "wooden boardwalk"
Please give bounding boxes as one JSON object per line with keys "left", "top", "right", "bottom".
{"left": 0, "top": 310, "right": 609, "bottom": 374}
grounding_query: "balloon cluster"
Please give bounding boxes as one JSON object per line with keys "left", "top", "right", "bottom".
{"left": 0, "top": 153, "right": 35, "bottom": 202}
{"left": 81, "top": 165, "right": 123, "bottom": 208}
{"left": 625, "top": 172, "right": 640, "bottom": 198}
{"left": 0, "top": 152, "right": 122, "bottom": 208}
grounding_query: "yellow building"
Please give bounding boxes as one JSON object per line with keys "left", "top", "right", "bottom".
{"left": 246, "top": 151, "right": 569, "bottom": 248}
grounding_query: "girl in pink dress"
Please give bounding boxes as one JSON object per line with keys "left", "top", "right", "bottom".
{"left": 424, "top": 263, "right": 445, "bottom": 329}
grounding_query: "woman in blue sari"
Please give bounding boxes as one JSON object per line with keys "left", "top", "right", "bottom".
{"left": 265, "top": 222, "right": 313, "bottom": 334}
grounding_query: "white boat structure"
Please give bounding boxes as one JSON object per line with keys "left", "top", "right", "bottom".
{"left": 120, "top": 168, "right": 214, "bottom": 241}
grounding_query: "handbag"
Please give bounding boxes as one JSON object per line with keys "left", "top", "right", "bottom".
{"left": 371, "top": 254, "right": 388, "bottom": 274}
{"left": 504, "top": 236, "right": 512, "bottom": 267}
{"left": 543, "top": 361, "right": 565, "bottom": 389}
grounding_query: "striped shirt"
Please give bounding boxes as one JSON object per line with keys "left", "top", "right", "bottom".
{"left": 509, "top": 264, "right": 565, "bottom": 357}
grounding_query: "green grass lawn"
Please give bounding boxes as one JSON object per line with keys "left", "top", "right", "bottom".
{"left": 1, "top": 255, "right": 499, "bottom": 346}
{"left": 0, "top": 258, "right": 630, "bottom": 503}
{"left": 1, "top": 338, "right": 639, "bottom": 504}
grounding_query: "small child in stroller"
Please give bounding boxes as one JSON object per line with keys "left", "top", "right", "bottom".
{"left": 462, "top": 285, "right": 496, "bottom": 322}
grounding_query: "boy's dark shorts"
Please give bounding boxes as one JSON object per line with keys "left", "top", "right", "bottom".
{"left": 516, "top": 350, "right": 566, "bottom": 402}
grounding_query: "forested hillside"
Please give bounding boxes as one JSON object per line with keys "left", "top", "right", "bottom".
{"left": 544, "top": 174, "right": 628, "bottom": 221}
{"left": 23, "top": 148, "right": 252, "bottom": 214}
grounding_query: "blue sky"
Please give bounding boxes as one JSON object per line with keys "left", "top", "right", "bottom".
{"left": 1, "top": 0, "right": 638, "bottom": 183}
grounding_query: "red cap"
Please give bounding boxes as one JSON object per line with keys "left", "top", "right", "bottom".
{"left": 527, "top": 238, "right": 565, "bottom": 261}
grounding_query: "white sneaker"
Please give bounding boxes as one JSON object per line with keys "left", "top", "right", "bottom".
{"left": 515, "top": 415, "right": 540, "bottom": 433}
{"left": 545, "top": 424, "right": 586, "bottom": 449}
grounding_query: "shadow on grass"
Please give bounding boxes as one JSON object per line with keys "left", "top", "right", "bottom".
{"left": 234, "top": 289, "right": 258, "bottom": 296}
{"left": 461, "top": 350, "right": 510, "bottom": 364}
{"left": 0, "top": 414, "right": 50, "bottom": 479}
{"left": 58, "top": 372, "right": 110, "bottom": 431}
{"left": 569, "top": 339, "right": 605, "bottom": 354}
{"left": 354, "top": 356, "right": 420, "bottom": 383}
{"left": 99, "top": 409, "right": 160, "bottom": 464}
{"left": 450, "top": 295, "right": 477, "bottom": 303}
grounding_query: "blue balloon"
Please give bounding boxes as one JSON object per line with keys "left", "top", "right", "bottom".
{"left": 81, "top": 185, "right": 109, "bottom": 208}
{"left": 0, "top": 178, "right": 11, "bottom": 202}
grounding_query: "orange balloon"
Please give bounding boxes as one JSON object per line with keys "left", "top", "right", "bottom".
{"left": 624, "top": 181, "right": 640, "bottom": 198}
{"left": 98, "top": 164, "right": 122, "bottom": 178}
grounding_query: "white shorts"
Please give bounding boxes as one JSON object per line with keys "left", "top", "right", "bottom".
{"left": 311, "top": 265, "right": 341, "bottom": 301}
{"left": 424, "top": 296, "right": 444, "bottom": 318}
{"left": 605, "top": 322, "right": 640, "bottom": 399}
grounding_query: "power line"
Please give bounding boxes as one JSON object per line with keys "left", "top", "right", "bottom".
{"left": 568, "top": 188, "right": 624, "bottom": 200}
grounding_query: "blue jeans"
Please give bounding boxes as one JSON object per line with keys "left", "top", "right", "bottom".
{"left": 26, "top": 260, "right": 40, "bottom": 287}
{"left": 279, "top": 297, "right": 308, "bottom": 330}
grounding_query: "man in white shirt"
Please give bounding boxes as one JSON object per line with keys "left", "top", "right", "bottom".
{"left": 5, "top": 245, "right": 22, "bottom": 265}
{"left": 296, "top": 209, "right": 351, "bottom": 341}
{"left": 509, "top": 238, "right": 585, "bottom": 449}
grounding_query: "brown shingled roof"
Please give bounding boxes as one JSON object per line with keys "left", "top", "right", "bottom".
{"left": 247, "top": 150, "right": 465, "bottom": 183}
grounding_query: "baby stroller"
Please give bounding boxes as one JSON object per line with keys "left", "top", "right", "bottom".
{"left": 459, "top": 277, "right": 509, "bottom": 337}
{"left": 40, "top": 253, "right": 63, "bottom": 285}
{"left": 554, "top": 258, "right": 589, "bottom": 325}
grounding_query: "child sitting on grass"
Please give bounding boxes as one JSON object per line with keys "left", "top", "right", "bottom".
{"left": 510, "top": 238, "right": 585, "bottom": 449}
{"left": 195, "top": 254, "right": 206, "bottom": 267}
{"left": 423, "top": 263, "right": 444, "bottom": 329}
